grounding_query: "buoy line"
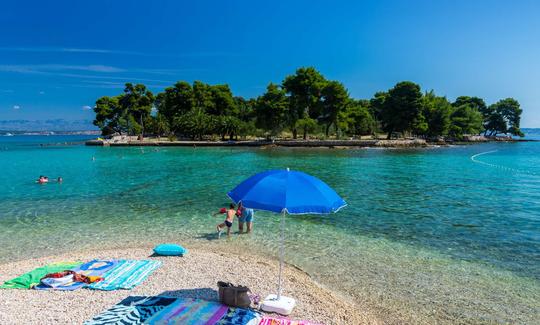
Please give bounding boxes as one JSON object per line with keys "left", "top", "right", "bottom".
{"left": 470, "top": 150, "right": 538, "bottom": 176}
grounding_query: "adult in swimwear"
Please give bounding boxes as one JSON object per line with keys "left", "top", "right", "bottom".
{"left": 237, "top": 202, "right": 255, "bottom": 234}
{"left": 214, "top": 203, "right": 239, "bottom": 237}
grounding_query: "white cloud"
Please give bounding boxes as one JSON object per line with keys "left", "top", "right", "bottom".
{"left": 0, "top": 47, "right": 243, "bottom": 58}
{"left": 82, "top": 105, "right": 92, "bottom": 110}
{"left": 0, "top": 64, "right": 124, "bottom": 74}
{"left": 38, "top": 90, "right": 45, "bottom": 95}
{"left": 13, "top": 105, "right": 20, "bottom": 110}
{"left": 0, "top": 47, "right": 144, "bottom": 56}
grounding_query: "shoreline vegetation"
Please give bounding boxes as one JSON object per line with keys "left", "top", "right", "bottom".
{"left": 92, "top": 67, "right": 525, "bottom": 145}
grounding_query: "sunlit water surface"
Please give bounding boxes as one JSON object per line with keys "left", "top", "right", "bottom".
{"left": 0, "top": 135, "right": 538, "bottom": 324}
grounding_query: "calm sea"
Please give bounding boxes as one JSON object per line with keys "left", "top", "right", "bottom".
{"left": 0, "top": 132, "right": 538, "bottom": 323}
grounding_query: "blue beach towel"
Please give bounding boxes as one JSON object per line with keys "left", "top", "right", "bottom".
{"left": 88, "top": 260, "right": 161, "bottom": 291}
{"left": 35, "top": 259, "right": 119, "bottom": 291}
{"left": 84, "top": 296, "right": 261, "bottom": 325}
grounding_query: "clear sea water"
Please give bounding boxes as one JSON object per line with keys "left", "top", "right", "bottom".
{"left": 0, "top": 133, "right": 539, "bottom": 323}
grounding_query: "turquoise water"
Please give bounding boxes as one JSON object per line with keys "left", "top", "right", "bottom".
{"left": 0, "top": 135, "right": 539, "bottom": 323}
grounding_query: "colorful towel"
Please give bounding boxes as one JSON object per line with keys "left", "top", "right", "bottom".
{"left": 85, "top": 296, "right": 261, "bottom": 325}
{"left": 84, "top": 296, "right": 178, "bottom": 325}
{"left": 88, "top": 260, "right": 161, "bottom": 291}
{"left": 217, "top": 307, "right": 261, "bottom": 325}
{"left": 145, "top": 297, "right": 229, "bottom": 324}
{"left": 259, "top": 317, "right": 321, "bottom": 325}
{"left": 35, "top": 259, "right": 118, "bottom": 291}
{"left": 0, "top": 261, "right": 82, "bottom": 289}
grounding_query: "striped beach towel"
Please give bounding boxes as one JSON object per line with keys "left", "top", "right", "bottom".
{"left": 85, "top": 296, "right": 261, "bottom": 325}
{"left": 145, "top": 298, "right": 229, "bottom": 324}
{"left": 35, "top": 259, "right": 118, "bottom": 291}
{"left": 88, "top": 260, "right": 161, "bottom": 291}
{"left": 258, "top": 317, "right": 321, "bottom": 325}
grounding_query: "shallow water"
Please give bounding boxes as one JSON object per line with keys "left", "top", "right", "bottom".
{"left": 0, "top": 135, "right": 539, "bottom": 323}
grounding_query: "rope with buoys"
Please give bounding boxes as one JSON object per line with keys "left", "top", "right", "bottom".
{"left": 470, "top": 150, "right": 538, "bottom": 176}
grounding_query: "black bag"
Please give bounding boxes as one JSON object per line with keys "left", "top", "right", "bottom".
{"left": 217, "top": 281, "right": 251, "bottom": 308}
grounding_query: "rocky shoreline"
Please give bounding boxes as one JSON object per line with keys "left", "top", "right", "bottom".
{"left": 86, "top": 138, "right": 429, "bottom": 148}
{"left": 85, "top": 136, "right": 535, "bottom": 148}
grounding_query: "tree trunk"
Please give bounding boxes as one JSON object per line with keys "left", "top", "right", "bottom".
{"left": 303, "top": 127, "right": 307, "bottom": 140}
{"left": 325, "top": 124, "right": 330, "bottom": 137}
{"left": 140, "top": 115, "right": 144, "bottom": 138}
{"left": 292, "top": 128, "right": 297, "bottom": 139}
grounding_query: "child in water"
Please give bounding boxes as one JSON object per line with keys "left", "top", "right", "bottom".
{"left": 214, "top": 203, "right": 240, "bottom": 238}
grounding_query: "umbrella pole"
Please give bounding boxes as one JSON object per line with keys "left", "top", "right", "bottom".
{"left": 278, "top": 210, "right": 285, "bottom": 300}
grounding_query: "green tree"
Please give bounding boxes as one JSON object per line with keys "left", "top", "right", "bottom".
{"left": 369, "top": 91, "right": 387, "bottom": 132}
{"left": 379, "top": 81, "right": 423, "bottom": 138}
{"left": 484, "top": 112, "right": 507, "bottom": 136}
{"left": 282, "top": 67, "right": 327, "bottom": 139}
{"left": 155, "top": 81, "right": 194, "bottom": 131}
{"left": 488, "top": 98, "right": 523, "bottom": 137}
{"left": 449, "top": 105, "right": 483, "bottom": 139}
{"left": 421, "top": 91, "right": 452, "bottom": 137}
{"left": 338, "top": 100, "right": 376, "bottom": 137}
{"left": 192, "top": 81, "right": 215, "bottom": 113}
{"left": 215, "top": 115, "right": 242, "bottom": 140}
{"left": 452, "top": 96, "right": 489, "bottom": 134}
{"left": 320, "top": 80, "right": 349, "bottom": 137}
{"left": 295, "top": 117, "right": 318, "bottom": 140}
{"left": 146, "top": 113, "right": 170, "bottom": 136}
{"left": 208, "top": 84, "right": 237, "bottom": 116}
{"left": 93, "top": 96, "right": 124, "bottom": 135}
{"left": 118, "top": 83, "right": 154, "bottom": 136}
{"left": 174, "top": 108, "right": 214, "bottom": 140}
{"left": 235, "top": 96, "right": 255, "bottom": 122}
{"left": 255, "top": 83, "right": 288, "bottom": 139}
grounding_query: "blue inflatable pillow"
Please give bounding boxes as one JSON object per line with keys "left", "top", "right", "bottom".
{"left": 153, "top": 244, "right": 187, "bottom": 256}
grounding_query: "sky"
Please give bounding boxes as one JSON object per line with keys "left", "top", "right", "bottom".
{"left": 0, "top": 0, "right": 539, "bottom": 127}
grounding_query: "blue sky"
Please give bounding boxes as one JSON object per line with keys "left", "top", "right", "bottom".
{"left": 0, "top": 0, "right": 539, "bottom": 126}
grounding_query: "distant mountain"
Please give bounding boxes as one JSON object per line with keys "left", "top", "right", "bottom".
{"left": 0, "top": 119, "right": 98, "bottom": 132}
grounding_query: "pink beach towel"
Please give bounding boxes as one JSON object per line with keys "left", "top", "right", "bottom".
{"left": 259, "top": 316, "right": 322, "bottom": 325}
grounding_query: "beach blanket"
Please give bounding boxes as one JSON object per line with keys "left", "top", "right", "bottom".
{"left": 84, "top": 296, "right": 261, "bottom": 325}
{"left": 258, "top": 317, "right": 321, "bottom": 325}
{"left": 88, "top": 259, "right": 161, "bottom": 291}
{"left": 35, "top": 259, "right": 119, "bottom": 291}
{"left": 0, "top": 261, "right": 82, "bottom": 289}
{"left": 84, "top": 296, "right": 177, "bottom": 325}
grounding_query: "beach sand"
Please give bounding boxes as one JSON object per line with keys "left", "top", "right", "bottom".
{"left": 0, "top": 245, "right": 377, "bottom": 325}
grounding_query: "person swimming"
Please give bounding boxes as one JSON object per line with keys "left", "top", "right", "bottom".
{"left": 36, "top": 175, "right": 49, "bottom": 184}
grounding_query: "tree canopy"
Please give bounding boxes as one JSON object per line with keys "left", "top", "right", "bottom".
{"left": 93, "top": 67, "right": 525, "bottom": 141}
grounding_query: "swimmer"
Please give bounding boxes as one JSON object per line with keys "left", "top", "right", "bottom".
{"left": 36, "top": 175, "right": 49, "bottom": 184}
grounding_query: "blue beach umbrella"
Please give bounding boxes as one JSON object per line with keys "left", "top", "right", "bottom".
{"left": 228, "top": 169, "right": 346, "bottom": 313}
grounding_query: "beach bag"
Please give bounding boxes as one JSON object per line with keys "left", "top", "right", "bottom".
{"left": 217, "top": 281, "right": 251, "bottom": 308}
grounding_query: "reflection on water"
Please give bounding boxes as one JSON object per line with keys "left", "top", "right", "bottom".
{"left": 0, "top": 136, "right": 539, "bottom": 323}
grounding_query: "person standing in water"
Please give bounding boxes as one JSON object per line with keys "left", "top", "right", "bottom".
{"left": 238, "top": 202, "right": 254, "bottom": 234}
{"left": 214, "top": 203, "right": 238, "bottom": 238}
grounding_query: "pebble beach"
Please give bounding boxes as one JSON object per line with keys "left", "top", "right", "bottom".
{"left": 0, "top": 246, "right": 375, "bottom": 325}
